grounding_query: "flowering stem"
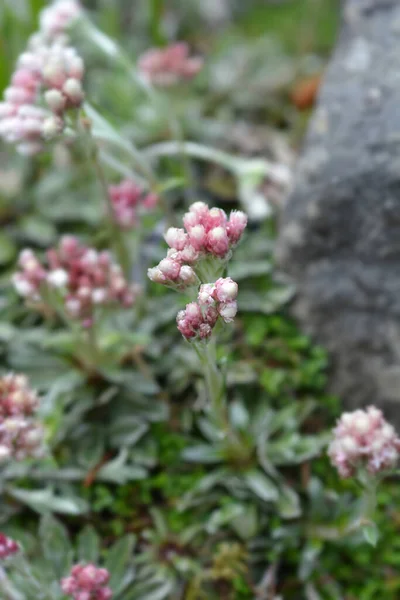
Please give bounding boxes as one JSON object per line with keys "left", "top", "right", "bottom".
{"left": 196, "top": 339, "right": 228, "bottom": 431}
{"left": 79, "top": 117, "right": 132, "bottom": 279}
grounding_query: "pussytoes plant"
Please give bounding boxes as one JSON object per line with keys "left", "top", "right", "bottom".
{"left": 1, "top": 2, "right": 399, "bottom": 599}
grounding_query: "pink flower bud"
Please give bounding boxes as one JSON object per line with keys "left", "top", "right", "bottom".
{"left": 188, "top": 224, "right": 206, "bottom": 250}
{"left": 206, "top": 227, "right": 230, "bottom": 257}
{"left": 227, "top": 210, "right": 248, "bottom": 244}
{"left": 164, "top": 227, "right": 188, "bottom": 251}
{"left": 218, "top": 300, "right": 237, "bottom": 323}
{"left": 158, "top": 258, "right": 181, "bottom": 281}
{"left": 45, "top": 89, "right": 66, "bottom": 113}
{"left": 178, "top": 265, "right": 197, "bottom": 286}
{"left": 62, "top": 78, "right": 84, "bottom": 105}
{"left": 198, "top": 284, "right": 215, "bottom": 306}
{"left": 214, "top": 277, "right": 238, "bottom": 302}
{"left": 147, "top": 267, "right": 166, "bottom": 284}
{"left": 0, "top": 533, "right": 19, "bottom": 560}
{"left": 42, "top": 115, "right": 64, "bottom": 139}
{"left": 185, "top": 302, "right": 202, "bottom": 326}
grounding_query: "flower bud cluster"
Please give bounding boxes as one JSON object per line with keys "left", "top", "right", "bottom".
{"left": 0, "top": 1, "right": 84, "bottom": 154}
{"left": 177, "top": 277, "right": 238, "bottom": 340}
{"left": 40, "top": 0, "right": 82, "bottom": 38}
{"left": 13, "top": 236, "right": 139, "bottom": 326}
{"left": 108, "top": 179, "right": 158, "bottom": 229}
{"left": 138, "top": 42, "right": 203, "bottom": 87}
{"left": 61, "top": 564, "right": 113, "bottom": 600}
{"left": 0, "top": 533, "right": 19, "bottom": 560}
{"left": 148, "top": 202, "right": 247, "bottom": 289}
{"left": 328, "top": 406, "right": 400, "bottom": 478}
{"left": 0, "top": 374, "right": 44, "bottom": 462}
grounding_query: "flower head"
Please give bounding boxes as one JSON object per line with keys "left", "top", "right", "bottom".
{"left": 13, "top": 237, "right": 139, "bottom": 324}
{"left": 176, "top": 278, "right": 239, "bottom": 341}
{"left": 108, "top": 180, "right": 158, "bottom": 229}
{"left": 61, "top": 563, "right": 113, "bottom": 600}
{"left": 328, "top": 406, "right": 400, "bottom": 478}
{"left": 0, "top": 2, "right": 84, "bottom": 153}
{"left": 0, "top": 534, "right": 19, "bottom": 560}
{"left": 148, "top": 203, "right": 247, "bottom": 291}
{"left": 0, "top": 374, "right": 44, "bottom": 462}
{"left": 138, "top": 42, "right": 203, "bottom": 87}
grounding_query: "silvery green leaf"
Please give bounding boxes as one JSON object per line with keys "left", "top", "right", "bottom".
{"left": 105, "top": 535, "right": 136, "bottom": 593}
{"left": 8, "top": 487, "right": 89, "bottom": 515}
{"left": 77, "top": 525, "right": 100, "bottom": 563}
{"left": 229, "top": 260, "right": 272, "bottom": 280}
{"left": 278, "top": 486, "right": 302, "bottom": 519}
{"left": 97, "top": 449, "right": 147, "bottom": 483}
{"left": 182, "top": 444, "right": 221, "bottom": 463}
{"left": 206, "top": 503, "right": 245, "bottom": 534}
{"left": 39, "top": 514, "right": 73, "bottom": 579}
{"left": 244, "top": 471, "right": 279, "bottom": 502}
{"left": 109, "top": 417, "right": 148, "bottom": 447}
{"left": 229, "top": 400, "right": 250, "bottom": 430}
{"left": 362, "top": 522, "right": 379, "bottom": 547}
{"left": 231, "top": 504, "right": 259, "bottom": 540}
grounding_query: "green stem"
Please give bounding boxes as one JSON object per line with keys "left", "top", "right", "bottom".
{"left": 196, "top": 340, "right": 228, "bottom": 431}
{"left": 79, "top": 117, "right": 132, "bottom": 279}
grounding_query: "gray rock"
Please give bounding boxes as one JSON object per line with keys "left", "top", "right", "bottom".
{"left": 276, "top": 0, "right": 400, "bottom": 421}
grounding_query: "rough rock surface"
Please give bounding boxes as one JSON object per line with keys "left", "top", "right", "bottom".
{"left": 277, "top": 0, "right": 400, "bottom": 421}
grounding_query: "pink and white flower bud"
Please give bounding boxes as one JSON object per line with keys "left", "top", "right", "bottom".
{"left": 179, "top": 244, "right": 199, "bottom": 264}
{"left": 61, "top": 563, "right": 112, "bottom": 600}
{"left": 164, "top": 227, "right": 188, "bottom": 251}
{"left": 227, "top": 210, "right": 248, "bottom": 244}
{"left": 218, "top": 300, "right": 237, "bottom": 323}
{"left": 42, "top": 115, "right": 64, "bottom": 139}
{"left": 206, "top": 227, "right": 230, "bottom": 257}
{"left": 183, "top": 211, "right": 199, "bottom": 231}
{"left": 147, "top": 267, "right": 166, "bottom": 284}
{"left": 158, "top": 258, "right": 181, "bottom": 281}
{"left": 0, "top": 533, "right": 19, "bottom": 560}
{"left": 47, "top": 268, "right": 69, "bottom": 288}
{"left": 206, "top": 207, "right": 227, "bottom": 229}
{"left": 198, "top": 283, "right": 215, "bottom": 306}
{"left": 188, "top": 224, "right": 206, "bottom": 250}
{"left": 214, "top": 277, "right": 238, "bottom": 302}
{"left": 62, "top": 78, "right": 84, "bottom": 105}
{"left": 178, "top": 265, "right": 197, "bottom": 286}
{"left": 328, "top": 406, "right": 400, "bottom": 478}
{"left": 45, "top": 89, "right": 66, "bottom": 113}
{"left": 185, "top": 302, "right": 203, "bottom": 326}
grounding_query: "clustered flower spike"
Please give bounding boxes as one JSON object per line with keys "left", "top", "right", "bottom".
{"left": 328, "top": 406, "right": 400, "bottom": 478}
{"left": 138, "top": 42, "right": 203, "bottom": 87}
{"left": 13, "top": 236, "right": 139, "bottom": 327}
{"left": 177, "top": 277, "right": 238, "bottom": 341}
{"left": 108, "top": 179, "right": 158, "bottom": 229}
{"left": 61, "top": 564, "right": 113, "bottom": 600}
{"left": 0, "top": 0, "right": 84, "bottom": 154}
{"left": 0, "top": 374, "right": 44, "bottom": 462}
{"left": 148, "top": 202, "right": 247, "bottom": 290}
{"left": 0, "top": 533, "right": 19, "bottom": 560}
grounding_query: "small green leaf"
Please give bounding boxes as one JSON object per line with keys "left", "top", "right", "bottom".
{"left": 39, "top": 514, "right": 73, "bottom": 579}
{"left": 244, "top": 470, "right": 279, "bottom": 502}
{"left": 77, "top": 525, "right": 100, "bottom": 563}
{"left": 105, "top": 534, "right": 136, "bottom": 593}
{"left": 362, "top": 522, "right": 379, "bottom": 547}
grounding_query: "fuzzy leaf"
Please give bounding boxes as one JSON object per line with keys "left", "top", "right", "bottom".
{"left": 77, "top": 525, "right": 101, "bottom": 563}
{"left": 244, "top": 471, "right": 279, "bottom": 502}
